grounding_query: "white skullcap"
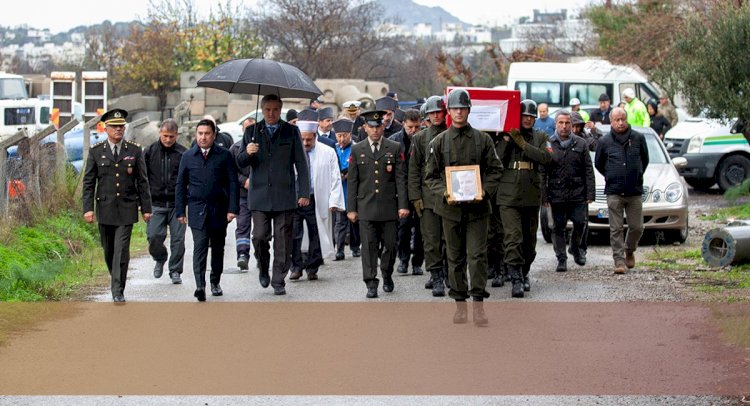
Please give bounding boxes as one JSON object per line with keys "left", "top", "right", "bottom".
{"left": 623, "top": 88, "right": 636, "bottom": 99}
{"left": 297, "top": 120, "right": 319, "bottom": 133}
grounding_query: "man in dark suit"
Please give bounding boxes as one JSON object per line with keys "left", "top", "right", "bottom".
{"left": 82, "top": 109, "right": 152, "bottom": 303}
{"left": 347, "top": 110, "right": 409, "bottom": 298}
{"left": 236, "top": 94, "right": 311, "bottom": 296}
{"left": 317, "top": 107, "right": 338, "bottom": 146}
{"left": 176, "top": 119, "right": 239, "bottom": 302}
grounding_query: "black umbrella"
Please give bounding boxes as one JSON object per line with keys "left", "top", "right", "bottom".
{"left": 197, "top": 58, "right": 322, "bottom": 99}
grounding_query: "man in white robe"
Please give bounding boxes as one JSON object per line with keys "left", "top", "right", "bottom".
{"left": 290, "top": 117, "right": 346, "bottom": 280}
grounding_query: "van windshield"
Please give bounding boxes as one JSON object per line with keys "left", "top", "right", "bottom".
{"left": 0, "top": 78, "right": 29, "bottom": 100}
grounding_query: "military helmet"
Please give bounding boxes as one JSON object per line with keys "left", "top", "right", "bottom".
{"left": 424, "top": 95, "right": 446, "bottom": 114}
{"left": 521, "top": 99, "right": 538, "bottom": 117}
{"left": 447, "top": 89, "right": 471, "bottom": 109}
{"left": 419, "top": 103, "right": 428, "bottom": 120}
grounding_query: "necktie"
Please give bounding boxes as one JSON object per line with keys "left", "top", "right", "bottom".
{"left": 373, "top": 142, "right": 379, "bottom": 154}
{"left": 202, "top": 150, "right": 208, "bottom": 160}
{"left": 113, "top": 145, "right": 119, "bottom": 160}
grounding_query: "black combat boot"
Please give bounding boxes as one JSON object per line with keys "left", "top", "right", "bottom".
{"left": 472, "top": 299, "right": 488, "bottom": 326}
{"left": 431, "top": 271, "right": 445, "bottom": 297}
{"left": 491, "top": 263, "right": 505, "bottom": 287}
{"left": 556, "top": 259, "right": 567, "bottom": 272}
{"left": 510, "top": 266, "right": 524, "bottom": 298}
{"left": 442, "top": 268, "right": 451, "bottom": 289}
{"left": 487, "top": 263, "right": 496, "bottom": 280}
{"left": 424, "top": 273, "right": 434, "bottom": 289}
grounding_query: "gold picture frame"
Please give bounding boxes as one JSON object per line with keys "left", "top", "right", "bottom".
{"left": 445, "top": 165, "right": 483, "bottom": 203}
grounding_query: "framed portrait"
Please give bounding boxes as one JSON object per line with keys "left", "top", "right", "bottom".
{"left": 445, "top": 165, "right": 483, "bottom": 203}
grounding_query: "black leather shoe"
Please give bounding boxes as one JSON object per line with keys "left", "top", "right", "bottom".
{"left": 491, "top": 274, "right": 505, "bottom": 287}
{"left": 366, "top": 287, "right": 378, "bottom": 298}
{"left": 574, "top": 252, "right": 587, "bottom": 266}
{"left": 334, "top": 251, "right": 345, "bottom": 261}
{"left": 194, "top": 288, "right": 206, "bottom": 302}
{"left": 153, "top": 261, "right": 165, "bottom": 278}
{"left": 396, "top": 261, "right": 408, "bottom": 274}
{"left": 211, "top": 283, "right": 223, "bottom": 296}
{"left": 351, "top": 248, "right": 361, "bottom": 257}
{"left": 113, "top": 295, "right": 126, "bottom": 303}
{"left": 556, "top": 259, "right": 567, "bottom": 273}
{"left": 259, "top": 269, "right": 270, "bottom": 288}
{"left": 307, "top": 272, "right": 318, "bottom": 280}
{"left": 170, "top": 272, "right": 182, "bottom": 284}
{"left": 237, "top": 254, "right": 249, "bottom": 271}
{"left": 289, "top": 269, "right": 303, "bottom": 280}
{"left": 383, "top": 276, "right": 394, "bottom": 292}
{"left": 412, "top": 266, "right": 423, "bottom": 276}
{"left": 273, "top": 286, "right": 286, "bottom": 295}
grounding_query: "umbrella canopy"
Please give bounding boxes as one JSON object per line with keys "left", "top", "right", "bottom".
{"left": 197, "top": 58, "right": 322, "bottom": 99}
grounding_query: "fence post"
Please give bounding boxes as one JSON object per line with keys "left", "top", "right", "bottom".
{"left": 0, "top": 130, "right": 30, "bottom": 215}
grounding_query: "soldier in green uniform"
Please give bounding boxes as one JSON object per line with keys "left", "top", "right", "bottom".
{"left": 408, "top": 95, "right": 449, "bottom": 296}
{"left": 495, "top": 99, "right": 552, "bottom": 298}
{"left": 347, "top": 110, "right": 410, "bottom": 299}
{"left": 425, "top": 89, "right": 503, "bottom": 326}
{"left": 82, "top": 109, "right": 152, "bottom": 303}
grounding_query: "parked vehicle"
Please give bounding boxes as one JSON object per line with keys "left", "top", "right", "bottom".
{"left": 0, "top": 72, "right": 53, "bottom": 140}
{"left": 662, "top": 117, "right": 748, "bottom": 192}
{"left": 541, "top": 126, "right": 689, "bottom": 244}
{"left": 7, "top": 128, "right": 106, "bottom": 174}
{"left": 218, "top": 109, "right": 291, "bottom": 142}
{"left": 506, "top": 60, "right": 662, "bottom": 113}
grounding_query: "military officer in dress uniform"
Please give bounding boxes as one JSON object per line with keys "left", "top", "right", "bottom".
{"left": 425, "top": 89, "right": 503, "bottom": 326}
{"left": 82, "top": 109, "right": 152, "bottom": 303}
{"left": 495, "top": 99, "right": 553, "bottom": 298}
{"left": 347, "top": 110, "right": 410, "bottom": 299}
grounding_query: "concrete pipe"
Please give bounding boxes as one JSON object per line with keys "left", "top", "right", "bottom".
{"left": 334, "top": 85, "right": 375, "bottom": 111}
{"left": 701, "top": 224, "right": 750, "bottom": 267}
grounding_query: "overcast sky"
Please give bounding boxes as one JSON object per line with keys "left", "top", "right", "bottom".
{"left": 1, "top": 0, "right": 592, "bottom": 33}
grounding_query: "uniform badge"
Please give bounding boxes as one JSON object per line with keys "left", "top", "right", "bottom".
{"left": 386, "top": 164, "right": 393, "bottom": 173}
{"left": 127, "top": 164, "right": 133, "bottom": 175}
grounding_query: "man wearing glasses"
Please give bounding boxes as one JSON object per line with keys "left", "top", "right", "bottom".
{"left": 83, "top": 109, "right": 152, "bottom": 303}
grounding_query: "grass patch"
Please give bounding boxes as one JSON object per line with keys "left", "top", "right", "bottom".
{"left": 704, "top": 201, "right": 750, "bottom": 222}
{"left": 643, "top": 247, "right": 703, "bottom": 271}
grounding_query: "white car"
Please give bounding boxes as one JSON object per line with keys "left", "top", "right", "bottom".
{"left": 218, "top": 109, "right": 290, "bottom": 142}
{"left": 541, "top": 126, "right": 689, "bottom": 244}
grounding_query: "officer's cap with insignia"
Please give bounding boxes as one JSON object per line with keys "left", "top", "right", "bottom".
{"left": 361, "top": 110, "right": 387, "bottom": 127}
{"left": 375, "top": 97, "right": 398, "bottom": 112}
{"left": 342, "top": 100, "right": 361, "bottom": 113}
{"left": 332, "top": 118, "right": 354, "bottom": 134}
{"left": 101, "top": 109, "right": 128, "bottom": 126}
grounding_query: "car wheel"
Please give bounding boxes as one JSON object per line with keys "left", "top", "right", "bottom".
{"left": 540, "top": 206, "right": 552, "bottom": 243}
{"left": 717, "top": 155, "right": 750, "bottom": 192}
{"left": 685, "top": 178, "right": 715, "bottom": 191}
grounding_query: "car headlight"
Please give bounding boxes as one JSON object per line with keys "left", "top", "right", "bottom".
{"left": 665, "top": 182, "right": 683, "bottom": 202}
{"left": 652, "top": 190, "right": 662, "bottom": 202}
{"left": 686, "top": 135, "right": 704, "bottom": 153}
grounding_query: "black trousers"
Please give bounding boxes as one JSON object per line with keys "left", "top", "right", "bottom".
{"left": 360, "top": 220, "right": 398, "bottom": 289}
{"left": 334, "top": 211, "right": 360, "bottom": 252}
{"left": 252, "top": 210, "right": 294, "bottom": 288}
{"left": 99, "top": 224, "right": 133, "bottom": 297}
{"left": 397, "top": 210, "right": 424, "bottom": 266}
{"left": 191, "top": 225, "right": 228, "bottom": 289}
{"left": 292, "top": 195, "right": 322, "bottom": 273}
{"left": 551, "top": 202, "right": 587, "bottom": 261}
{"left": 235, "top": 195, "right": 252, "bottom": 258}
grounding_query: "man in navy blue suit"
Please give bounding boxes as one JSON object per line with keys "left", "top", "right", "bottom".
{"left": 176, "top": 119, "right": 240, "bottom": 302}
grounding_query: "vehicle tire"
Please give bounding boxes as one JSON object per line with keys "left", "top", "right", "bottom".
{"left": 540, "top": 206, "right": 552, "bottom": 243}
{"left": 660, "top": 217, "right": 689, "bottom": 245}
{"left": 685, "top": 178, "right": 715, "bottom": 191}
{"left": 717, "top": 155, "right": 750, "bottom": 192}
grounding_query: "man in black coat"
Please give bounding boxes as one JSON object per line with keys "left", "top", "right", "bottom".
{"left": 541, "top": 110, "right": 595, "bottom": 273}
{"left": 236, "top": 94, "right": 311, "bottom": 296}
{"left": 595, "top": 107, "right": 649, "bottom": 274}
{"left": 388, "top": 108, "right": 424, "bottom": 276}
{"left": 144, "top": 118, "right": 187, "bottom": 284}
{"left": 82, "top": 109, "right": 152, "bottom": 303}
{"left": 176, "top": 119, "right": 239, "bottom": 301}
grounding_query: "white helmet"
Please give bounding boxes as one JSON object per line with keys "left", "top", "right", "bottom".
{"left": 570, "top": 98, "right": 581, "bottom": 106}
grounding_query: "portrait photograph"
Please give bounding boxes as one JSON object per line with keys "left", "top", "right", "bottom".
{"left": 445, "top": 165, "right": 483, "bottom": 203}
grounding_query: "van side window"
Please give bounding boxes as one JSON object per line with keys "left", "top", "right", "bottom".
{"left": 566, "top": 83, "right": 612, "bottom": 106}
{"left": 515, "top": 82, "right": 562, "bottom": 107}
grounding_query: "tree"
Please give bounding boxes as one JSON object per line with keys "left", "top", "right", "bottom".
{"left": 667, "top": 2, "right": 750, "bottom": 142}
{"left": 255, "top": 0, "right": 394, "bottom": 79}
{"left": 83, "top": 21, "right": 125, "bottom": 95}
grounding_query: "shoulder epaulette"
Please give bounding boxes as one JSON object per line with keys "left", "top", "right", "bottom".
{"left": 125, "top": 140, "right": 141, "bottom": 147}
{"left": 92, "top": 140, "right": 106, "bottom": 148}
